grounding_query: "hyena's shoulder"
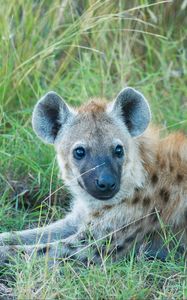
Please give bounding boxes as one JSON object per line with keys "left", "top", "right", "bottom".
{"left": 138, "top": 126, "right": 187, "bottom": 177}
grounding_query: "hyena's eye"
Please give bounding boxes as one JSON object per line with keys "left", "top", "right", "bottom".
{"left": 114, "top": 145, "right": 124, "bottom": 158}
{"left": 73, "top": 147, "right": 86, "bottom": 160}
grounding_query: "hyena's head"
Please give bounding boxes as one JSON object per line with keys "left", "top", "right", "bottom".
{"left": 32, "top": 88, "right": 151, "bottom": 204}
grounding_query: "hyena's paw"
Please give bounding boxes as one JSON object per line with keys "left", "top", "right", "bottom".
{"left": 0, "top": 246, "right": 17, "bottom": 266}
{"left": 0, "top": 233, "right": 14, "bottom": 246}
{"left": 0, "top": 244, "right": 42, "bottom": 267}
{"left": 0, "top": 232, "right": 23, "bottom": 246}
{"left": 0, "top": 244, "right": 59, "bottom": 269}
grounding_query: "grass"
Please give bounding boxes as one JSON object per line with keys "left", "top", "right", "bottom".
{"left": 0, "top": 0, "right": 187, "bottom": 298}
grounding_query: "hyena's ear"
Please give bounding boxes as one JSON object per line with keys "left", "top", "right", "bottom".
{"left": 110, "top": 87, "right": 151, "bottom": 137}
{"left": 32, "top": 92, "right": 74, "bottom": 144}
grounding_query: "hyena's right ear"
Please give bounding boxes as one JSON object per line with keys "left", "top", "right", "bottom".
{"left": 32, "top": 92, "right": 74, "bottom": 144}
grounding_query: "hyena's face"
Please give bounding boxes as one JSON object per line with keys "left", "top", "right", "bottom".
{"left": 32, "top": 88, "right": 151, "bottom": 201}
{"left": 55, "top": 108, "right": 127, "bottom": 200}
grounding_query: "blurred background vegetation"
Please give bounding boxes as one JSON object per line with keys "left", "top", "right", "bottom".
{"left": 0, "top": 1, "right": 187, "bottom": 299}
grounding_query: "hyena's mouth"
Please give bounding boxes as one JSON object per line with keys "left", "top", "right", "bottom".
{"left": 78, "top": 179, "right": 120, "bottom": 201}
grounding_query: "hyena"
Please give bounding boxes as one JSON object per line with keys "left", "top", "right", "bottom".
{"left": 0, "top": 87, "right": 187, "bottom": 265}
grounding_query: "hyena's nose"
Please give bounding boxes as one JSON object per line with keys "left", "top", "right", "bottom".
{"left": 95, "top": 175, "right": 116, "bottom": 192}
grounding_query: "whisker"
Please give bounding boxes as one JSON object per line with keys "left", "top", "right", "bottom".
{"left": 41, "top": 162, "right": 105, "bottom": 203}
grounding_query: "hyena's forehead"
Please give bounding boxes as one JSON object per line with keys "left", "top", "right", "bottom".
{"left": 56, "top": 101, "right": 129, "bottom": 152}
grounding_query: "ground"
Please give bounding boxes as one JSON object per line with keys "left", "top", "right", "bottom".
{"left": 0, "top": 0, "right": 187, "bottom": 299}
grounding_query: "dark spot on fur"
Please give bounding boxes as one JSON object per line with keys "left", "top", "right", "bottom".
{"left": 125, "top": 234, "right": 136, "bottom": 243}
{"left": 160, "top": 160, "right": 166, "bottom": 170}
{"left": 103, "top": 205, "right": 113, "bottom": 210}
{"left": 151, "top": 173, "right": 158, "bottom": 184}
{"left": 92, "top": 211, "right": 101, "bottom": 218}
{"left": 116, "top": 244, "right": 125, "bottom": 252}
{"left": 37, "top": 246, "right": 48, "bottom": 255}
{"left": 132, "top": 197, "right": 139, "bottom": 204}
{"left": 170, "top": 164, "right": 174, "bottom": 172}
{"left": 150, "top": 209, "right": 158, "bottom": 223}
{"left": 125, "top": 227, "right": 142, "bottom": 244}
{"left": 143, "top": 196, "right": 150, "bottom": 207}
{"left": 177, "top": 173, "right": 183, "bottom": 183}
{"left": 159, "top": 189, "right": 170, "bottom": 203}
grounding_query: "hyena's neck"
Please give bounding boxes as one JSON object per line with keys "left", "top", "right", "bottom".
{"left": 138, "top": 126, "right": 187, "bottom": 187}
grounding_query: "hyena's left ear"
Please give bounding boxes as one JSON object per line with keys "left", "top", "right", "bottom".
{"left": 109, "top": 87, "right": 151, "bottom": 137}
{"left": 32, "top": 92, "right": 74, "bottom": 144}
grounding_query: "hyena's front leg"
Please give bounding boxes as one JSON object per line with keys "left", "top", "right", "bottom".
{"left": 0, "top": 211, "right": 82, "bottom": 246}
{"left": 0, "top": 229, "right": 118, "bottom": 267}
{"left": 0, "top": 228, "right": 145, "bottom": 267}
{"left": 0, "top": 231, "right": 96, "bottom": 267}
{"left": 0, "top": 215, "right": 157, "bottom": 267}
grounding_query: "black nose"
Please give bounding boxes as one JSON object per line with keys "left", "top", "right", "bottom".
{"left": 95, "top": 175, "right": 116, "bottom": 192}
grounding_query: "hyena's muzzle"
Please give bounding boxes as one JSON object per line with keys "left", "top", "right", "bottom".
{"left": 77, "top": 154, "right": 122, "bottom": 200}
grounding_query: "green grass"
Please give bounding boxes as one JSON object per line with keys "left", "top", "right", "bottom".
{"left": 0, "top": 0, "right": 187, "bottom": 299}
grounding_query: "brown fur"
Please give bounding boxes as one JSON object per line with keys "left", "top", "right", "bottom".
{"left": 135, "top": 129, "right": 187, "bottom": 234}
{"left": 77, "top": 99, "right": 107, "bottom": 113}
